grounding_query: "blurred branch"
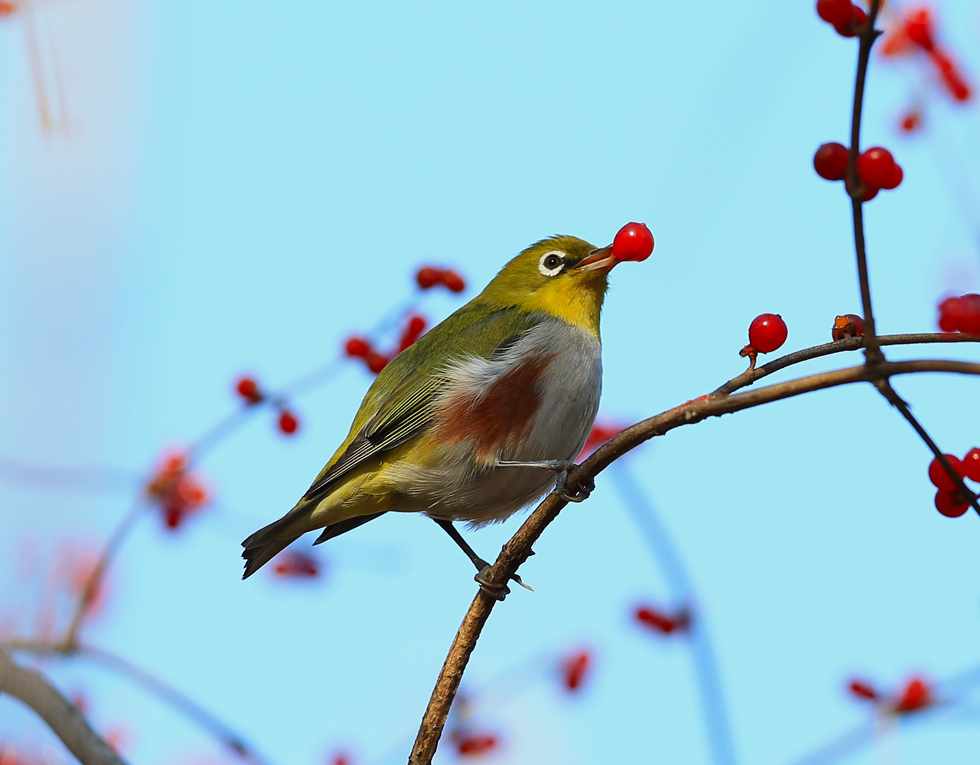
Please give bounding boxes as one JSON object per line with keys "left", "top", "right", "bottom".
{"left": 409, "top": 357, "right": 980, "bottom": 763}
{"left": 3, "top": 640, "right": 270, "bottom": 765}
{"left": 0, "top": 644, "right": 128, "bottom": 765}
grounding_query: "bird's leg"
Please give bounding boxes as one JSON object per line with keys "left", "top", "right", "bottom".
{"left": 433, "top": 519, "right": 531, "bottom": 600}
{"left": 496, "top": 459, "right": 595, "bottom": 503}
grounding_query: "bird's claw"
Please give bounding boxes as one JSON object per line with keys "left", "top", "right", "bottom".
{"left": 555, "top": 469, "right": 594, "bottom": 503}
{"left": 475, "top": 566, "right": 533, "bottom": 600}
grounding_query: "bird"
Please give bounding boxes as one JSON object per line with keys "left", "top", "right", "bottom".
{"left": 242, "top": 229, "right": 650, "bottom": 596}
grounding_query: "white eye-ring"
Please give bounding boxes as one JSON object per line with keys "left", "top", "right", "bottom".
{"left": 538, "top": 250, "right": 566, "bottom": 277}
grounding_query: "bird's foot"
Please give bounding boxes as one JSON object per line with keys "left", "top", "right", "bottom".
{"left": 498, "top": 459, "right": 593, "bottom": 502}
{"left": 474, "top": 565, "right": 533, "bottom": 601}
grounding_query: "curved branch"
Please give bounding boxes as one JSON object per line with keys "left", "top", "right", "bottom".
{"left": 408, "top": 358, "right": 980, "bottom": 764}
{"left": 0, "top": 645, "right": 128, "bottom": 765}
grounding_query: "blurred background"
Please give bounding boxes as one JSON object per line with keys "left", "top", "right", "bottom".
{"left": 1, "top": 1, "right": 980, "bottom": 763}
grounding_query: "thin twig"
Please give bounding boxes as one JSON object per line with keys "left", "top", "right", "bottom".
{"left": 408, "top": 358, "right": 980, "bottom": 763}
{"left": 848, "top": 0, "right": 884, "bottom": 363}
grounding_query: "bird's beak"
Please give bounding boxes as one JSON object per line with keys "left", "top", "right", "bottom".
{"left": 576, "top": 245, "right": 618, "bottom": 272}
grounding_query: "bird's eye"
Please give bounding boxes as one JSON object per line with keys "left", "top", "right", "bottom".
{"left": 538, "top": 251, "right": 566, "bottom": 277}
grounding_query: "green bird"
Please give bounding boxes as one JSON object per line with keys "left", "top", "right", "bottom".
{"left": 242, "top": 226, "right": 653, "bottom": 595}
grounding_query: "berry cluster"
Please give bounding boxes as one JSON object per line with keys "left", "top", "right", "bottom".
{"left": 928, "top": 449, "right": 980, "bottom": 518}
{"left": 937, "top": 293, "right": 980, "bottom": 334}
{"left": 831, "top": 313, "right": 865, "bottom": 340}
{"left": 847, "top": 675, "right": 933, "bottom": 714}
{"left": 344, "top": 313, "right": 427, "bottom": 375}
{"left": 890, "top": 7, "right": 971, "bottom": 102}
{"left": 234, "top": 376, "right": 300, "bottom": 435}
{"left": 739, "top": 313, "right": 788, "bottom": 364}
{"left": 415, "top": 266, "right": 466, "bottom": 292}
{"left": 813, "top": 142, "right": 903, "bottom": 201}
{"left": 611, "top": 222, "right": 655, "bottom": 263}
{"left": 145, "top": 452, "right": 209, "bottom": 531}
{"left": 634, "top": 604, "right": 691, "bottom": 636}
{"left": 815, "top": 0, "right": 867, "bottom": 38}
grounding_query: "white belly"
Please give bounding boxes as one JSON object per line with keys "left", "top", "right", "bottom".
{"left": 385, "top": 317, "right": 602, "bottom": 525}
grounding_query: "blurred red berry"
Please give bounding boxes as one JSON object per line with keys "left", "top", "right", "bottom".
{"left": 935, "top": 489, "right": 970, "bottom": 518}
{"left": 441, "top": 269, "right": 466, "bottom": 293}
{"left": 832, "top": 314, "right": 865, "bottom": 340}
{"left": 938, "top": 294, "right": 980, "bottom": 333}
{"left": 834, "top": 3, "right": 867, "bottom": 37}
{"left": 881, "top": 163, "right": 903, "bottom": 190}
{"left": 398, "top": 314, "right": 427, "bottom": 351}
{"left": 456, "top": 734, "right": 498, "bottom": 757}
{"left": 560, "top": 649, "right": 592, "bottom": 692}
{"left": 634, "top": 605, "right": 690, "bottom": 635}
{"left": 895, "top": 676, "right": 932, "bottom": 713}
{"left": 416, "top": 266, "right": 441, "bottom": 289}
{"left": 899, "top": 109, "right": 922, "bottom": 133}
{"left": 856, "top": 147, "right": 898, "bottom": 188}
{"left": 928, "top": 454, "right": 963, "bottom": 491}
{"left": 0, "top": 2, "right": 15, "bottom": 16}
{"left": 344, "top": 336, "right": 371, "bottom": 358}
{"left": 961, "top": 448, "right": 980, "bottom": 482}
{"left": 747, "top": 314, "right": 788, "bottom": 354}
{"left": 366, "top": 352, "right": 389, "bottom": 374}
{"left": 235, "top": 376, "right": 262, "bottom": 404}
{"left": 847, "top": 679, "right": 878, "bottom": 701}
{"left": 273, "top": 551, "right": 320, "bottom": 578}
{"left": 857, "top": 184, "right": 879, "bottom": 202}
{"left": 905, "top": 7, "right": 935, "bottom": 51}
{"left": 578, "top": 421, "right": 625, "bottom": 460}
{"left": 813, "top": 142, "right": 849, "bottom": 181}
{"left": 278, "top": 409, "right": 299, "bottom": 435}
{"left": 611, "top": 222, "right": 655, "bottom": 262}
{"left": 816, "top": 0, "right": 853, "bottom": 27}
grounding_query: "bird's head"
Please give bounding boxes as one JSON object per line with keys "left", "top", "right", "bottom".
{"left": 476, "top": 235, "right": 619, "bottom": 335}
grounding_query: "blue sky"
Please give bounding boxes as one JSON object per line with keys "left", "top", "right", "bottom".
{"left": 2, "top": 1, "right": 980, "bottom": 763}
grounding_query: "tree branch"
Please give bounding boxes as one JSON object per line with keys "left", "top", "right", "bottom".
{"left": 408, "top": 357, "right": 980, "bottom": 763}
{"left": 0, "top": 645, "right": 128, "bottom": 765}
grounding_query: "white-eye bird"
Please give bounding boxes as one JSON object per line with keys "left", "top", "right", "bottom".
{"left": 242, "top": 231, "right": 647, "bottom": 595}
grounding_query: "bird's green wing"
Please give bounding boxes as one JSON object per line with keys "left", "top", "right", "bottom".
{"left": 300, "top": 304, "right": 541, "bottom": 501}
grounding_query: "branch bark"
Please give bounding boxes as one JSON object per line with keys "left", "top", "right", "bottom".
{"left": 408, "top": 357, "right": 980, "bottom": 763}
{"left": 0, "top": 645, "right": 129, "bottom": 765}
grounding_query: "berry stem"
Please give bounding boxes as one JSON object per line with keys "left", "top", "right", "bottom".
{"left": 848, "top": 0, "right": 885, "bottom": 366}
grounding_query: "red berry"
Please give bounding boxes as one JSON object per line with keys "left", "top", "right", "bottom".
{"left": 847, "top": 679, "right": 878, "bottom": 701}
{"left": 456, "top": 734, "right": 498, "bottom": 756}
{"left": 0, "top": 2, "right": 15, "bottom": 16}
{"left": 899, "top": 109, "right": 922, "bottom": 133}
{"left": 365, "top": 352, "right": 389, "bottom": 374}
{"left": 961, "top": 448, "right": 980, "bottom": 482}
{"left": 611, "top": 222, "right": 655, "bottom": 262}
{"left": 905, "top": 8, "right": 934, "bottom": 51}
{"left": 832, "top": 314, "right": 864, "bottom": 340}
{"left": 561, "top": 649, "right": 592, "bottom": 692}
{"left": 440, "top": 269, "right": 466, "bottom": 293}
{"left": 816, "top": 0, "right": 853, "bottom": 26}
{"left": 959, "top": 294, "right": 980, "bottom": 334}
{"left": 858, "top": 184, "right": 879, "bottom": 202}
{"left": 235, "top": 376, "right": 262, "bottom": 404}
{"left": 880, "top": 163, "right": 903, "bottom": 190}
{"left": 833, "top": 4, "right": 867, "bottom": 37}
{"left": 344, "top": 336, "right": 371, "bottom": 358}
{"left": 895, "top": 677, "right": 932, "bottom": 712}
{"left": 415, "top": 266, "right": 441, "bottom": 290}
{"left": 747, "top": 314, "right": 788, "bottom": 354}
{"left": 935, "top": 490, "right": 970, "bottom": 518}
{"left": 928, "top": 454, "right": 963, "bottom": 491}
{"left": 634, "top": 605, "right": 689, "bottom": 635}
{"left": 813, "top": 142, "right": 849, "bottom": 181}
{"left": 273, "top": 551, "right": 320, "bottom": 578}
{"left": 856, "top": 147, "right": 898, "bottom": 188}
{"left": 278, "top": 409, "right": 299, "bottom": 435}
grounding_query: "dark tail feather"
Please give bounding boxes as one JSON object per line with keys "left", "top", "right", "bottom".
{"left": 313, "top": 512, "right": 386, "bottom": 544}
{"left": 241, "top": 536, "right": 294, "bottom": 579}
{"left": 241, "top": 511, "right": 387, "bottom": 579}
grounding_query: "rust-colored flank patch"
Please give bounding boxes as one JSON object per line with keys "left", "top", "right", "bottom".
{"left": 438, "top": 353, "right": 554, "bottom": 458}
